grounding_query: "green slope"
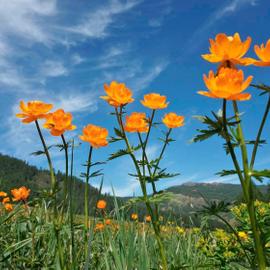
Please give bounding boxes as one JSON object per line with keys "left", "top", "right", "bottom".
{"left": 0, "top": 153, "right": 117, "bottom": 214}
{"left": 166, "top": 181, "right": 269, "bottom": 202}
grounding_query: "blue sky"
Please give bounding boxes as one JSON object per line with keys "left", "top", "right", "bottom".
{"left": 1, "top": 0, "right": 270, "bottom": 196}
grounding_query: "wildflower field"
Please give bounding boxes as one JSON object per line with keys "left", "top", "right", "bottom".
{"left": 2, "top": 32, "right": 270, "bottom": 270}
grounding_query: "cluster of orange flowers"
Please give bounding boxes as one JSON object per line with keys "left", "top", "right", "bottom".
{"left": 16, "top": 101, "right": 108, "bottom": 149}
{"left": 130, "top": 213, "right": 151, "bottom": 222}
{"left": 17, "top": 79, "right": 184, "bottom": 148}
{"left": 0, "top": 186, "right": 31, "bottom": 211}
{"left": 101, "top": 81, "right": 184, "bottom": 130}
{"left": 198, "top": 33, "right": 270, "bottom": 101}
{"left": 94, "top": 200, "right": 114, "bottom": 231}
{"left": 16, "top": 101, "right": 77, "bottom": 135}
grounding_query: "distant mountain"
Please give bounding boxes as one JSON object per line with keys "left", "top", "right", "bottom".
{"left": 166, "top": 182, "right": 269, "bottom": 202}
{"left": 158, "top": 182, "right": 270, "bottom": 226}
{"left": 1, "top": 153, "right": 269, "bottom": 223}
{"left": 0, "top": 153, "right": 118, "bottom": 214}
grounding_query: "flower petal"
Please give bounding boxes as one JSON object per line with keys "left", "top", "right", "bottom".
{"left": 228, "top": 93, "right": 251, "bottom": 101}
{"left": 197, "top": 91, "right": 217, "bottom": 98}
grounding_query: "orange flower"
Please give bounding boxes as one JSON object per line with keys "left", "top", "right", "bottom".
{"left": 2, "top": 197, "right": 10, "bottom": 204}
{"left": 95, "top": 223, "right": 105, "bottom": 231}
{"left": 101, "top": 81, "right": 134, "bottom": 107}
{"left": 3, "top": 203, "right": 13, "bottom": 212}
{"left": 131, "top": 213, "right": 138, "bottom": 220}
{"left": 198, "top": 67, "right": 252, "bottom": 101}
{"left": 124, "top": 112, "right": 149, "bottom": 133}
{"left": 79, "top": 124, "right": 108, "bottom": 148}
{"left": 43, "top": 109, "right": 76, "bottom": 136}
{"left": 202, "top": 33, "right": 254, "bottom": 66}
{"left": 162, "top": 113, "right": 184, "bottom": 129}
{"left": 105, "top": 219, "right": 111, "bottom": 225}
{"left": 145, "top": 215, "right": 151, "bottom": 222}
{"left": 141, "top": 93, "right": 168, "bottom": 109}
{"left": 0, "top": 191, "right": 7, "bottom": 197}
{"left": 16, "top": 101, "right": 53, "bottom": 123}
{"left": 11, "top": 186, "right": 31, "bottom": 202}
{"left": 253, "top": 39, "right": 270, "bottom": 66}
{"left": 97, "top": 199, "right": 107, "bottom": 209}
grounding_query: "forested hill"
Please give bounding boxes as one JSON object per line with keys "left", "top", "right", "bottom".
{"left": 1, "top": 153, "right": 270, "bottom": 218}
{"left": 166, "top": 182, "right": 270, "bottom": 202}
{"left": 0, "top": 153, "right": 116, "bottom": 214}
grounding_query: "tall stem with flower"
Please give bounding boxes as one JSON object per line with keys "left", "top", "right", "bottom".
{"left": 16, "top": 101, "right": 57, "bottom": 210}
{"left": 16, "top": 101, "right": 77, "bottom": 267}
{"left": 101, "top": 81, "right": 184, "bottom": 269}
{"left": 79, "top": 124, "right": 108, "bottom": 261}
{"left": 43, "top": 109, "right": 76, "bottom": 211}
{"left": 196, "top": 33, "right": 270, "bottom": 269}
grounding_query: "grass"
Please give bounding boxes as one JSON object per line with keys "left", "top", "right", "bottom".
{"left": 0, "top": 197, "right": 219, "bottom": 270}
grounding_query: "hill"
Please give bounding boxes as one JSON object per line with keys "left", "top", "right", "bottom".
{"left": 0, "top": 153, "right": 117, "bottom": 214}
{"left": 1, "top": 153, "right": 269, "bottom": 221}
{"left": 166, "top": 181, "right": 269, "bottom": 202}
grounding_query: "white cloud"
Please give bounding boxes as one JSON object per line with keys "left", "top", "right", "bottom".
{"left": 0, "top": 63, "right": 26, "bottom": 88}
{"left": 1, "top": 90, "right": 99, "bottom": 166}
{"left": 40, "top": 60, "right": 68, "bottom": 78}
{"left": 50, "top": 92, "right": 98, "bottom": 113}
{"left": 148, "top": 4, "right": 172, "bottom": 28}
{"left": 132, "top": 61, "right": 169, "bottom": 91}
{"left": 96, "top": 179, "right": 140, "bottom": 197}
{"left": 201, "top": 175, "right": 239, "bottom": 184}
{"left": 211, "top": 0, "right": 257, "bottom": 23}
{"left": 71, "top": 53, "right": 85, "bottom": 65}
{"left": 148, "top": 18, "right": 163, "bottom": 28}
{"left": 0, "top": 0, "right": 57, "bottom": 45}
{"left": 183, "top": 0, "right": 259, "bottom": 56}
{"left": 92, "top": 43, "right": 132, "bottom": 70}
{"left": 66, "top": 0, "right": 141, "bottom": 38}
{"left": 0, "top": 38, "right": 10, "bottom": 57}
{"left": 102, "top": 60, "right": 169, "bottom": 92}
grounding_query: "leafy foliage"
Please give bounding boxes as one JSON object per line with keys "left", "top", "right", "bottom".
{"left": 108, "top": 144, "right": 141, "bottom": 160}
{"left": 192, "top": 111, "right": 238, "bottom": 143}
{"left": 251, "top": 83, "right": 270, "bottom": 96}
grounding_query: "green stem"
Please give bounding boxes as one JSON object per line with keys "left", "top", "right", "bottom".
{"left": 34, "top": 120, "right": 56, "bottom": 214}
{"left": 55, "top": 228, "right": 65, "bottom": 269}
{"left": 222, "top": 100, "right": 246, "bottom": 193}
{"left": 115, "top": 107, "right": 168, "bottom": 270}
{"left": 138, "top": 132, "right": 159, "bottom": 231}
{"left": 153, "top": 129, "right": 172, "bottom": 177}
{"left": 143, "top": 110, "right": 157, "bottom": 193}
{"left": 250, "top": 94, "right": 270, "bottom": 170}
{"left": 137, "top": 133, "right": 153, "bottom": 184}
{"left": 152, "top": 128, "right": 172, "bottom": 233}
{"left": 70, "top": 139, "right": 76, "bottom": 269}
{"left": 232, "top": 101, "right": 249, "bottom": 181}
{"left": 84, "top": 145, "right": 93, "bottom": 229}
{"left": 61, "top": 135, "right": 69, "bottom": 210}
{"left": 232, "top": 101, "right": 266, "bottom": 269}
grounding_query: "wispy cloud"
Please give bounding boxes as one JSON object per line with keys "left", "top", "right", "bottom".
{"left": 1, "top": 89, "right": 99, "bottom": 165}
{"left": 102, "top": 59, "right": 169, "bottom": 92}
{"left": 71, "top": 53, "right": 85, "bottom": 65}
{"left": 181, "top": 0, "right": 259, "bottom": 57}
{"left": 66, "top": 0, "right": 141, "bottom": 39}
{"left": 96, "top": 178, "right": 140, "bottom": 197}
{"left": 148, "top": 3, "right": 172, "bottom": 28}
{"left": 40, "top": 60, "right": 69, "bottom": 78}
{"left": 0, "top": 0, "right": 57, "bottom": 45}
{"left": 49, "top": 92, "right": 98, "bottom": 113}
{"left": 200, "top": 174, "right": 239, "bottom": 184}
